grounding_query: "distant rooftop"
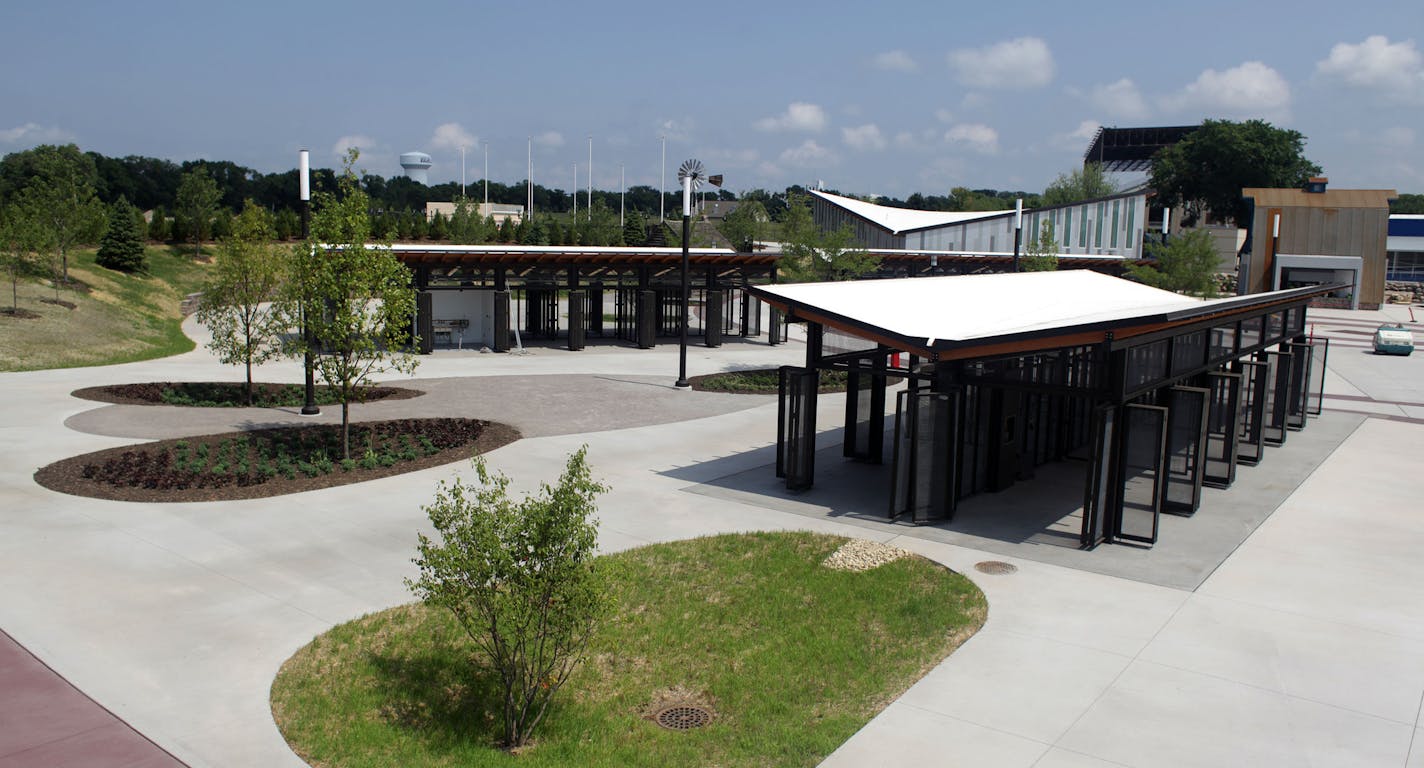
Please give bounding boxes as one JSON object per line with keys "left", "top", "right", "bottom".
{"left": 809, "top": 190, "right": 1007, "bottom": 234}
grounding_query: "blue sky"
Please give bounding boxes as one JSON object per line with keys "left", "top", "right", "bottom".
{"left": 2, "top": 0, "right": 1420, "bottom": 199}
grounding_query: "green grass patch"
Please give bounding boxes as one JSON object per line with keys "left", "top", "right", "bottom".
{"left": 271, "top": 531, "right": 986, "bottom": 767}
{"left": 0, "top": 245, "right": 211, "bottom": 371}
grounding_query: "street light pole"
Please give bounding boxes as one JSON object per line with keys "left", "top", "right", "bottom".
{"left": 460, "top": 146, "right": 466, "bottom": 198}
{"left": 298, "top": 148, "right": 319, "bottom": 416}
{"left": 676, "top": 172, "right": 692, "bottom": 388}
{"left": 659, "top": 135, "right": 666, "bottom": 224}
{"left": 620, "top": 163, "right": 625, "bottom": 228}
{"left": 483, "top": 141, "right": 489, "bottom": 211}
{"left": 1012, "top": 197, "right": 1023, "bottom": 273}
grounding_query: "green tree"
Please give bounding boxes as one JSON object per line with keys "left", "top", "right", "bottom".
{"left": 1041, "top": 163, "right": 1116, "bottom": 207}
{"left": 1020, "top": 220, "right": 1059, "bottom": 272}
{"left": 718, "top": 200, "right": 767, "bottom": 252}
{"left": 1, "top": 205, "right": 48, "bottom": 312}
{"left": 148, "top": 206, "right": 170, "bottom": 242}
{"left": 13, "top": 144, "right": 105, "bottom": 283}
{"left": 197, "top": 202, "right": 288, "bottom": 405}
{"left": 408, "top": 447, "right": 612, "bottom": 749}
{"left": 1150, "top": 119, "right": 1322, "bottom": 226}
{"left": 285, "top": 149, "right": 419, "bottom": 458}
{"left": 1391, "top": 194, "right": 1424, "bottom": 215}
{"left": 777, "top": 193, "right": 879, "bottom": 282}
{"left": 95, "top": 197, "right": 147, "bottom": 272}
{"left": 428, "top": 211, "right": 448, "bottom": 241}
{"left": 622, "top": 210, "right": 646, "bottom": 246}
{"left": 1126, "top": 228, "right": 1220, "bottom": 297}
{"left": 520, "top": 216, "right": 548, "bottom": 245}
{"left": 176, "top": 165, "right": 222, "bottom": 258}
{"left": 497, "top": 216, "right": 516, "bottom": 243}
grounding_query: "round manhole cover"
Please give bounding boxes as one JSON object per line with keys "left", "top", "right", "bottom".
{"left": 974, "top": 560, "right": 1018, "bottom": 575}
{"left": 654, "top": 704, "right": 713, "bottom": 731}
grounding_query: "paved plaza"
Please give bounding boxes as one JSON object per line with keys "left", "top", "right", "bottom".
{"left": 2, "top": 307, "right": 1423, "bottom": 767}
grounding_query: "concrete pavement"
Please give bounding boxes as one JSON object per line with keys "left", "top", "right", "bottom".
{"left": 2, "top": 306, "right": 1422, "bottom": 767}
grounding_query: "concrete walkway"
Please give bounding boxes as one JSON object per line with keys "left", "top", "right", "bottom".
{"left": 2, "top": 308, "right": 1423, "bottom": 767}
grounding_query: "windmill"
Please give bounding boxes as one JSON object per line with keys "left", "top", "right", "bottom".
{"left": 674, "top": 159, "right": 722, "bottom": 388}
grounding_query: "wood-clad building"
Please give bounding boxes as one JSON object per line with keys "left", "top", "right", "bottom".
{"left": 1241, "top": 180, "right": 1395, "bottom": 309}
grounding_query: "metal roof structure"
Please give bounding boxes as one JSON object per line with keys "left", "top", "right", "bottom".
{"left": 1082, "top": 125, "right": 1198, "bottom": 172}
{"left": 1241, "top": 188, "right": 1396, "bottom": 209}
{"left": 389, "top": 243, "right": 777, "bottom": 267}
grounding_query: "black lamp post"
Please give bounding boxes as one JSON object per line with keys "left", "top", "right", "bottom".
{"left": 299, "top": 149, "right": 319, "bottom": 416}
{"left": 674, "top": 159, "right": 720, "bottom": 388}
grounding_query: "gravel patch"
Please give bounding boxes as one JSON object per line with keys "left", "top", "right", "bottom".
{"left": 822, "top": 539, "right": 912, "bottom": 572}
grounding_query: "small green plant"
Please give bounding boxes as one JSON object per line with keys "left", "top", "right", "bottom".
{"left": 409, "top": 447, "right": 611, "bottom": 748}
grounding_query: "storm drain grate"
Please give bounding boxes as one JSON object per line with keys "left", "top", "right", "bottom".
{"left": 974, "top": 560, "right": 1018, "bottom": 575}
{"left": 654, "top": 704, "right": 713, "bottom": 731}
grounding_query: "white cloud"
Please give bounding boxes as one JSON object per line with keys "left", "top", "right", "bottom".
{"left": 1049, "top": 120, "right": 1103, "bottom": 151}
{"left": 842, "top": 124, "right": 887, "bottom": 151}
{"left": 1091, "top": 78, "right": 1149, "bottom": 119}
{"left": 1316, "top": 36, "right": 1424, "bottom": 101}
{"left": 703, "top": 147, "right": 760, "bottom": 168}
{"left": 947, "top": 37, "right": 1054, "bottom": 89}
{"left": 658, "top": 117, "right": 694, "bottom": 142}
{"left": 873, "top": 50, "right": 917, "bottom": 73}
{"left": 533, "top": 131, "right": 564, "bottom": 148}
{"left": 0, "top": 122, "right": 74, "bottom": 144}
{"left": 757, "top": 161, "right": 784, "bottom": 178}
{"left": 894, "top": 131, "right": 919, "bottom": 149}
{"left": 778, "top": 139, "right": 835, "bottom": 167}
{"left": 429, "top": 122, "right": 477, "bottom": 151}
{"left": 331, "top": 134, "right": 377, "bottom": 159}
{"left": 755, "top": 102, "right": 827, "bottom": 132}
{"left": 934, "top": 108, "right": 955, "bottom": 124}
{"left": 1164, "top": 61, "right": 1291, "bottom": 119}
{"left": 943, "top": 123, "right": 999, "bottom": 154}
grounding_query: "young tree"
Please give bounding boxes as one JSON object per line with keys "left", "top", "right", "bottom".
{"left": 95, "top": 196, "right": 148, "bottom": 272}
{"left": 428, "top": 210, "right": 448, "bottom": 241}
{"left": 718, "top": 200, "right": 767, "bottom": 252}
{"left": 408, "top": 447, "right": 612, "bottom": 749}
{"left": 1041, "top": 163, "right": 1116, "bottom": 206}
{"left": 1, "top": 206, "right": 47, "bottom": 312}
{"left": 1126, "top": 228, "right": 1220, "bottom": 297}
{"left": 286, "top": 149, "right": 419, "bottom": 458}
{"left": 176, "top": 165, "right": 222, "bottom": 258}
{"left": 1150, "top": 119, "right": 1322, "bottom": 226}
{"left": 14, "top": 144, "right": 105, "bottom": 283}
{"left": 777, "top": 193, "right": 879, "bottom": 282}
{"left": 197, "top": 201, "right": 288, "bottom": 405}
{"left": 1021, "top": 220, "right": 1059, "bottom": 272}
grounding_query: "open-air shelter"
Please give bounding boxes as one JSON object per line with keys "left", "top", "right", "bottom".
{"left": 749, "top": 270, "right": 1333, "bottom": 548}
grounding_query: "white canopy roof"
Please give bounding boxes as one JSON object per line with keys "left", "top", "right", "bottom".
{"left": 809, "top": 190, "right": 1007, "bottom": 234}
{"left": 757, "top": 270, "right": 1247, "bottom": 349}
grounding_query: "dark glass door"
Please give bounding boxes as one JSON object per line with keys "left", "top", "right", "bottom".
{"left": 1114, "top": 404, "right": 1168, "bottom": 545}
{"left": 1203, "top": 371, "right": 1242, "bottom": 488}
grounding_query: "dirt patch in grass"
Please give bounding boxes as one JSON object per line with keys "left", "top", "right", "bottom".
{"left": 72, "top": 381, "right": 423, "bottom": 408}
{"left": 34, "top": 417, "right": 519, "bottom": 502}
{"left": 0, "top": 308, "right": 42, "bottom": 319}
{"left": 40, "top": 297, "right": 78, "bottom": 310}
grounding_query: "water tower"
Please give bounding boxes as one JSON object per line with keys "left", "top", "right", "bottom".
{"left": 399, "top": 151, "right": 433, "bottom": 184}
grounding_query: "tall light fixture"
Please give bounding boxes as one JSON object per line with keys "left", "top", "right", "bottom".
{"left": 483, "top": 140, "right": 489, "bottom": 210}
{"left": 1011, "top": 198, "right": 1023, "bottom": 273}
{"left": 659, "top": 135, "right": 666, "bottom": 223}
{"left": 572, "top": 164, "right": 578, "bottom": 220}
{"left": 675, "top": 159, "right": 721, "bottom": 388}
{"left": 587, "top": 135, "right": 593, "bottom": 221}
{"left": 526, "top": 137, "right": 533, "bottom": 217}
{"left": 620, "top": 162, "right": 625, "bottom": 228}
{"left": 460, "top": 146, "right": 466, "bottom": 198}
{"left": 298, "top": 149, "right": 319, "bottom": 416}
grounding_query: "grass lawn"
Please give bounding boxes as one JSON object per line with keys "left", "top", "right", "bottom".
{"left": 271, "top": 531, "right": 986, "bottom": 768}
{"left": 0, "top": 245, "right": 212, "bottom": 371}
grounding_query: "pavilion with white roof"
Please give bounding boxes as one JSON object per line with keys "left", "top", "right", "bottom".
{"left": 749, "top": 270, "right": 1334, "bottom": 548}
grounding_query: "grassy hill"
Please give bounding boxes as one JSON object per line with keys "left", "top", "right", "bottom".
{"left": 0, "top": 246, "right": 212, "bottom": 371}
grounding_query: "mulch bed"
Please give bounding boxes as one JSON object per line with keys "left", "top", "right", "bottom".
{"left": 39, "top": 298, "right": 77, "bottom": 310}
{"left": 689, "top": 368, "right": 900, "bottom": 395}
{"left": 72, "top": 382, "right": 423, "bottom": 407}
{"left": 1, "top": 308, "right": 42, "bottom": 319}
{"left": 34, "top": 418, "right": 519, "bottom": 503}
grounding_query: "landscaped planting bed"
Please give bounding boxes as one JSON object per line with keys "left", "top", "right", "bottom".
{"left": 689, "top": 368, "right": 849, "bottom": 394}
{"left": 271, "top": 531, "right": 986, "bottom": 767}
{"left": 72, "top": 381, "right": 421, "bottom": 408}
{"left": 34, "top": 418, "right": 518, "bottom": 502}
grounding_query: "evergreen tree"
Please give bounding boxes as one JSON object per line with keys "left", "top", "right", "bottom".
{"left": 497, "top": 216, "right": 515, "bottom": 243}
{"left": 623, "top": 210, "right": 647, "bottom": 247}
{"left": 411, "top": 210, "right": 428, "bottom": 240}
{"left": 95, "top": 197, "right": 147, "bottom": 272}
{"left": 148, "top": 206, "right": 170, "bottom": 242}
{"left": 483, "top": 215, "right": 498, "bottom": 243}
{"left": 545, "top": 218, "right": 563, "bottom": 247}
{"left": 1020, "top": 221, "right": 1059, "bottom": 272}
{"left": 429, "top": 211, "right": 448, "bottom": 241}
{"left": 520, "top": 217, "right": 548, "bottom": 245}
